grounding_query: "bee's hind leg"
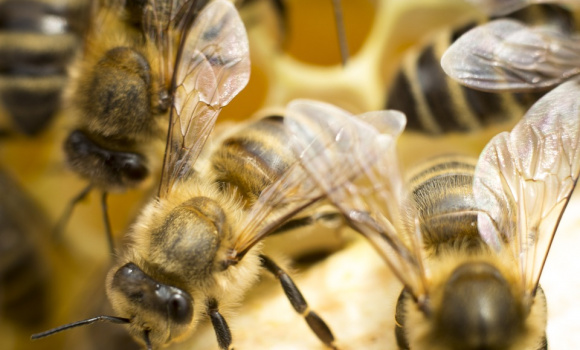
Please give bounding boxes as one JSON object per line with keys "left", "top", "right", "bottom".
{"left": 259, "top": 254, "right": 337, "bottom": 349}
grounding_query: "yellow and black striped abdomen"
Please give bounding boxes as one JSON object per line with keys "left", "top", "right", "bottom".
{"left": 211, "top": 115, "right": 297, "bottom": 207}
{"left": 0, "top": 0, "right": 88, "bottom": 135}
{"left": 386, "top": 4, "right": 575, "bottom": 135}
{"left": 405, "top": 155, "right": 482, "bottom": 253}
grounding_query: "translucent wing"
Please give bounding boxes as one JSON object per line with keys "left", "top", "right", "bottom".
{"left": 275, "top": 100, "right": 429, "bottom": 299}
{"left": 228, "top": 101, "right": 355, "bottom": 259}
{"left": 441, "top": 19, "right": 580, "bottom": 92}
{"left": 473, "top": 78, "right": 580, "bottom": 296}
{"left": 159, "top": 0, "right": 250, "bottom": 198}
{"left": 229, "top": 160, "right": 326, "bottom": 261}
{"left": 143, "top": 0, "right": 209, "bottom": 31}
{"left": 228, "top": 100, "right": 408, "bottom": 261}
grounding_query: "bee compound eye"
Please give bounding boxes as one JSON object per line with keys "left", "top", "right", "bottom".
{"left": 168, "top": 293, "right": 193, "bottom": 324}
{"left": 119, "top": 154, "right": 148, "bottom": 181}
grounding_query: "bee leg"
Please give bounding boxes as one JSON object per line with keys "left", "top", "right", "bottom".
{"left": 394, "top": 289, "right": 411, "bottom": 350}
{"left": 207, "top": 298, "right": 234, "bottom": 350}
{"left": 53, "top": 184, "right": 93, "bottom": 241}
{"left": 259, "top": 254, "right": 337, "bottom": 349}
{"left": 100, "top": 191, "right": 115, "bottom": 255}
{"left": 143, "top": 329, "right": 153, "bottom": 350}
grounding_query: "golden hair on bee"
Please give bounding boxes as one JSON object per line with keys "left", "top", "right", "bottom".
{"left": 65, "top": 3, "right": 169, "bottom": 139}
{"left": 284, "top": 78, "right": 580, "bottom": 350}
{"left": 32, "top": 2, "right": 346, "bottom": 347}
{"left": 55, "top": 0, "right": 209, "bottom": 254}
{"left": 105, "top": 176, "right": 264, "bottom": 344}
{"left": 119, "top": 174, "right": 256, "bottom": 281}
{"left": 403, "top": 247, "right": 548, "bottom": 350}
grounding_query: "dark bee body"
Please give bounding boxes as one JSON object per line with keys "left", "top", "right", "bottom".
{"left": 394, "top": 264, "right": 548, "bottom": 350}
{"left": 66, "top": 0, "right": 284, "bottom": 194}
{"left": 0, "top": 168, "right": 50, "bottom": 328}
{"left": 64, "top": 11, "right": 166, "bottom": 192}
{"left": 281, "top": 97, "right": 565, "bottom": 349}
{"left": 0, "top": 0, "right": 89, "bottom": 135}
{"left": 58, "top": 0, "right": 211, "bottom": 248}
{"left": 396, "top": 155, "right": 548, "bottom": 350}
{"left": 386, "top": 4, "right": 576, "bottom": 134}
{"left": 65, "top": 44, "right": 161, "bottom": 190}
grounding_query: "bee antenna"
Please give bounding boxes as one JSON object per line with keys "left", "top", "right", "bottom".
{"left": 30, "top": 315, "right": 130, "bottom": 340}
{"left": 144, "top": 329, "right": 153, "bottom": 350}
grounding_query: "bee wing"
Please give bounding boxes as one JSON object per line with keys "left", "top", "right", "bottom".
{"left": 228, "top": 100, "right": 402, "bottom": 256}
{"left": 158, "top": 0, "right": 250, "bottom": 198}
{"left": 473, "top": 78, "right": 580, "bottom": 294}
{"left": 230, "top": 102, "right": 360, "bottom": 258}
{"left": 139, "top": 0, "right": 218, "bottom": 98}
{"left": 145, "top": 0, "right": 210, "bottom": 30}
{"left": 441, "top": 19, "right": 580, "bottom": 92}
{"left": 230, "top": 160, "right": 327, "bottom": 260}
{"left": 277, "top": 100, "right": 428, "bottom": 299}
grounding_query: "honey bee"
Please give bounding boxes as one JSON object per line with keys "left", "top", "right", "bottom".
{"left": 56, "top": 0, "right": 214, "bottom": 250}
{"left": 442, "top": 0, "right": 580, "bottom": 93}
{"left": 0, "top": 167, "right": 50, "bottom": 329}
{"left": 0, "top": 0, "right": 89, "bottom": 136}
{"left": 32, "top": 1, "right": 338, "bottom": 349}
{"left": 386, "top": 3, "right": 576, "bottom": 134}
{"left": 284, "top": 77, "right": 580, "bottom": 350}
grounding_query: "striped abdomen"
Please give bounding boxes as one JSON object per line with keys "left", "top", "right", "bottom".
{"left": 386, "top": 4, "right": 576, "bottom": 134}
{"left": 405, "top": 155, "right": 482, "bottom": 253}
{"left": 0, "top": 0, "right": 88, "bottom": 135}
{"left": 211, "top": 115, "right": 297, "bottom": 207}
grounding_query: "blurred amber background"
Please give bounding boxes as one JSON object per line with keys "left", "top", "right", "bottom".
{"left": 1, "top": 0, "right": 579, "bottom": 349}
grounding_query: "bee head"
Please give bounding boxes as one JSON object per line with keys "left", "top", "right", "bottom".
{"left": 64, "top": 130, "right": 149, "bottom": 189}
{"left": 30, "top": 262, "right": 194, "bottom": 349}
{"left": 107, "top": 262, "right": 194, "bottom": 347}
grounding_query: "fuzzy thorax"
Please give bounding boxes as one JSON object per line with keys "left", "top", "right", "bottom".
{"left": 106, "top": 176, "right": 262, "bottom": 347}
{"left": 404, "top": 250, "right": 547, "bottom": 350}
